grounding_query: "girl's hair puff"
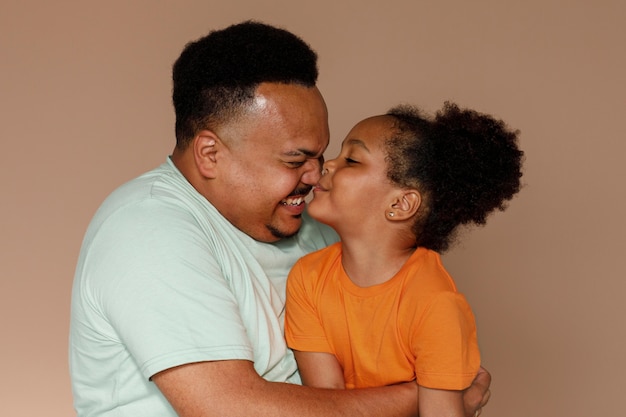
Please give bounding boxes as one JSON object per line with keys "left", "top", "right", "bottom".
{"left": 385, "top": 102, "right": 524, "bottom": 252}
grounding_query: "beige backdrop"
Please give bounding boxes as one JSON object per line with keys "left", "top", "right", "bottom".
{"left": 2, "top": 1, "right": 625, "bottom": 416}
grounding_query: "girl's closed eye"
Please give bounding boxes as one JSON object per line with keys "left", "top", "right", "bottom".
{"left": 344, "top": 157, "right": 359, "bottom": 165}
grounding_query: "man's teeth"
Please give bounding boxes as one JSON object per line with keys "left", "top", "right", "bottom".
{"left": 281, "top": 197, "right": 305, "bottom": 206}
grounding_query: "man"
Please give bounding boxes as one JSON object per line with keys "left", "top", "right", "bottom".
{"left": 70, "top": 21, "right": 490, "bottom": 416}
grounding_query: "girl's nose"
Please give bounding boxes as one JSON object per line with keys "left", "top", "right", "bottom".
{"left": 321, "top": 159, "right": 335, "bottom": 175}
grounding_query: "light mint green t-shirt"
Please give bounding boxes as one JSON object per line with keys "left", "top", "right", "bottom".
{"left": 69, "top": 158, "right": 338, "bottom": 416}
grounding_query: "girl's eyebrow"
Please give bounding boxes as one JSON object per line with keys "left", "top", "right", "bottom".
{"left": 343, "top": 138, "right": 370, "bottom": 152}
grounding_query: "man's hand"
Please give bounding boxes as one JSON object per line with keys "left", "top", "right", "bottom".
{"left": 462, "top": 366, "right": 492, "bottom": 417}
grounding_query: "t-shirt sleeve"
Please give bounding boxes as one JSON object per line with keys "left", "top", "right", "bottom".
{"left": 284, "top": 259, "right": 333, "bottom": 353}
{"left": 90, "top": 201, "right": 254, "bottom": 379}
{"left": 412, "top": 291, "right": 481, "bottom": 390}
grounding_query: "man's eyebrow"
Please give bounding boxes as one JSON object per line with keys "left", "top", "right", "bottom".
{"left": 283, "top": 148, "right": 319, "bottom": 158}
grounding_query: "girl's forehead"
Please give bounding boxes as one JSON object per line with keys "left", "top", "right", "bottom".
{"left": 344, "top": 115, "right": 396, "bottom": 145}
{"left": 358, "top": 114, "right": 396, "bottom": 129}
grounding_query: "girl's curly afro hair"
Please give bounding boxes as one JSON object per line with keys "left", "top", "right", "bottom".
{"left": 385, "top": 102, "right": 524, "bottom": 253}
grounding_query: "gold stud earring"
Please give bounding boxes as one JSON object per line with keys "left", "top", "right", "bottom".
{"left": 388, "top": 212, "right": 395, "bottom": 217}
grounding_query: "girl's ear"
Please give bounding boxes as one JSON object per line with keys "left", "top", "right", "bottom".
{"left": 387, "top": 190, "right": 421, "bottom": 221}
{"left": 193, "top": 130, "right": 220, "bottom": 179}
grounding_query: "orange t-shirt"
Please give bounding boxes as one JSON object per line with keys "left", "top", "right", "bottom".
{"left": 285, "top": 243, "right": 480, "bottom": 390}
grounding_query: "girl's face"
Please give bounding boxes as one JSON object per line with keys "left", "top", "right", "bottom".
{"left": 308, "top": 115, "right": 401, "bottom": 234}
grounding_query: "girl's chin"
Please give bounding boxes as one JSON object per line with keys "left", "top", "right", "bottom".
{"left": 307, "top": 209, "right": 334, "bottom": 228}
{"left": 306, "top": 202, "right": 323, "bottom": 219}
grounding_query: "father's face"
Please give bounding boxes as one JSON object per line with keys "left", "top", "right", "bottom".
{"left": 213, "top": 82, "right": 330, "bottom": 242}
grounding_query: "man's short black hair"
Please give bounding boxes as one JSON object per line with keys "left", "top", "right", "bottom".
{"left": 172, "top": 20, "right": 319, "bottom": 148}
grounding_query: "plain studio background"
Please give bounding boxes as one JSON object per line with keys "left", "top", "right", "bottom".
{"left": 1, "top": 1, "right": 624, "bottom": 416}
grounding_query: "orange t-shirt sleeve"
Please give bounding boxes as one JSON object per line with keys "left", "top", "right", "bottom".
{"left": 284, "top": 259, "right": 333, "bottom": 353}
{"left": 412, "top": 291, "right": 481, "bottom": 390}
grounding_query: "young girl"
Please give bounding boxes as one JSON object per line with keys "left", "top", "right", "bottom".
{"left": 285, "top": 102, "right": 523, "bottom": 417}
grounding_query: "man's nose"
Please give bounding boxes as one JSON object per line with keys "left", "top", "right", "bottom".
{"left": 301, "top": 158, "right": 323, "bottom": 185}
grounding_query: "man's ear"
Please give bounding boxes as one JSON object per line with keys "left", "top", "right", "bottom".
{"left": 388, "top": 190, "right": 421, "bottom": 220}
{"left": 193, "top": 130, "right": 219, "bottom": 179}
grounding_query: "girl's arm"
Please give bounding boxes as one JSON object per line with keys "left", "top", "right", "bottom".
{"left": 418, "top": 385, "right": 464, "bottom": 417}
{"left": 293, "top": 350, "right": 345, "bottom": 389}
{"left": 294, "top": 351, "right": 490, "bottom": 417}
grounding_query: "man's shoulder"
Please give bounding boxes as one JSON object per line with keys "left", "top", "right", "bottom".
{"left": 84, "top": 160, "right": 205, "bottom": 241}
{"left": 296, "top": 211, "right": 339, "bottom": 248}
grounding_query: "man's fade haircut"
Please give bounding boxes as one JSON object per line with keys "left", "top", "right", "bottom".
{"left": 172, "top": 20, "right": 319, "bottom": 148}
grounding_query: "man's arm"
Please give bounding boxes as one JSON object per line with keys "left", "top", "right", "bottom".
{"left": 153, "top": 359, "right": 418, "bottom": 417}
